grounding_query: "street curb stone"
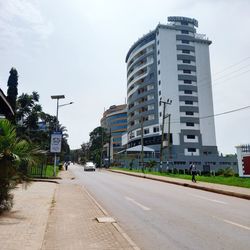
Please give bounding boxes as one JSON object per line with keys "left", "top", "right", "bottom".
{"left": 109, "top": 169, "right": 250, "bottom": 200}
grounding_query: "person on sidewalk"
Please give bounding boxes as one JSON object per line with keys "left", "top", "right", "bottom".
{"left": 65, "top": 161, "right": 69, "bottom": 171}
{"left": 190, "top": 163, "right": 197, "bottom": 183}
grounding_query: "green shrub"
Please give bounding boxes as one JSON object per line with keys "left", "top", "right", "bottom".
{"left": 216, "top": 167, "right": 235, "bottom": 177}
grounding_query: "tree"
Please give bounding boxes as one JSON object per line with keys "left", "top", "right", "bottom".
{"left": 0, "top": 119, "right": 45, "bottom": 214}
{"left": 6, "top": 68, "right": 18, "bottom": 122}
{"left": 80, "top": 142, "right": 91, "bottom": 164}
{"left": 89, "top": 127, "right": 108, "bottom": 167}
{"left": 16, "top": 91, "right": 42, "bottom": 130}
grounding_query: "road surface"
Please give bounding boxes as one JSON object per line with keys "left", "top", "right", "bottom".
{"left": 70, "top": 165, "right": 250, "bottom": 250}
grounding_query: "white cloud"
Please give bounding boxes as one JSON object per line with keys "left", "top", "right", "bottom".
{"left": 0, "top": 0, "right": 53, "bottom": 51}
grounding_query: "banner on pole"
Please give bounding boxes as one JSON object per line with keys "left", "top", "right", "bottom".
{"left": 50, "top": 132, "right": 62, "bottom": 153}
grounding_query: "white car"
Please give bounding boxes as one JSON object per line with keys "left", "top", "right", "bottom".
{"left": 84, "top": 162, "right": 96, "bottom": 171}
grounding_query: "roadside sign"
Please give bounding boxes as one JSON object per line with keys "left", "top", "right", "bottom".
{"left": 50, "top": 132, "right": 62, "bottom": 153}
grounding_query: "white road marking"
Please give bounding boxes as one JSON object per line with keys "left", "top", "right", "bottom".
{"left": 125, "top": 196, "right": 151, "bottom": 211}
{"left": 189, "top": 194, "right": 228, "bottom": 204}
{"left": 223, "top": 219, "right": 250, "bottom": 231}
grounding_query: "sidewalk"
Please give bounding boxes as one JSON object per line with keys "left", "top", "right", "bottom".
{"left": 41, "top": 170, "right": 137, "bottom": 250}
{"left": 110, "top": 169, "right": 250, "bottom": 200}
{"left": 0, "top": 171, "right": 138, "bottom": 250}
{"left": 0, "top": 181, "right": 57, "bottom": 250}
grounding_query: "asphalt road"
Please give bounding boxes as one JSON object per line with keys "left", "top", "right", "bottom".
{"left": 70, "top": 164, "right": 250, "bottom": 250}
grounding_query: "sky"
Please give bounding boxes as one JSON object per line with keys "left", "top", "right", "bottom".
{"left": 0, "top": 0, "right": 249, "bottom": 154}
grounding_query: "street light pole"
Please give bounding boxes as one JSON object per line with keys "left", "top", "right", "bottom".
{"left": 159, "top": 99, "right": 172, "bottom": 171}
{"left": 51, "top": 95, "right": 65, "bottom": 176}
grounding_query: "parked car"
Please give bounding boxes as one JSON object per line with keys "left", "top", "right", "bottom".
{"left": 84, "top": 162, "right": 96, "bottom": 171}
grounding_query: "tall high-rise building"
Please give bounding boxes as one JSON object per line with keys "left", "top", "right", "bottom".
{"left": 125, "top": 16, "right": 218, "bottom": 160}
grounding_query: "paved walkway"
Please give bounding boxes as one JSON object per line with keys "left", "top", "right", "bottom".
{"left": 110, "top": 170, "right": 250, "bottom": 200}
{"left": 41, "top": 171, "right": 136, "bottom": 250}
{"left": 0, "top": 182, "right": 57, "bottom": 250}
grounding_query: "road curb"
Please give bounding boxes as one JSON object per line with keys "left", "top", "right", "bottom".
{"left": 82, "top": 185, "right": 140, "bottom": 250}
{"left": 32, "top": 179, "right": 60, "bottom": 184}
{"left": 109, "top": 170, "right": 250, "bottom": 200}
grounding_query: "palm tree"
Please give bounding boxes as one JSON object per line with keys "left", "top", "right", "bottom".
{"left": 0, "top": 119, "right": 44, "bottom": 214}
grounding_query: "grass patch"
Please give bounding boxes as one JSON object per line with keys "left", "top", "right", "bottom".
{"left": 29, "top": 164, "right": 59, "bottom": 178}
{"left": 111, "top": 167, "right": 250, "bottom": 188}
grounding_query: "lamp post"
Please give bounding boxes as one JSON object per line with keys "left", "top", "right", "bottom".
{"left": 51, "top": 95, "right": 73, "bottom": 176}
{"left": 159, "top": 98, "right": 172, "bottom": 171}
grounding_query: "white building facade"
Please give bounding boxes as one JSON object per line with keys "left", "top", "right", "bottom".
{"left": 125, "top": 16, "right": 218, "bottom": 161}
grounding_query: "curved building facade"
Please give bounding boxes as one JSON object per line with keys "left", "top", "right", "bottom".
{"left": 101, "top": 104, "right": 127, "bottom": 154}
{"left": 125, "top": 16, "right": 218, "bottom": 159}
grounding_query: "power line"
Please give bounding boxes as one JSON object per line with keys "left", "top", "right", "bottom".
{"left": 195, "top": 56, "right": 250, "bottom": 84}
{"left": 200, "top": 105, "right": 250, "bottom": 119}
{"left": 213, "top": 63, "right": 250, "bottom": 81}
{"left": 169, "top": 105, "right": 250, "bottom": 124}
{"left": 213, "top": 56, "right": 250, "bottom": 75}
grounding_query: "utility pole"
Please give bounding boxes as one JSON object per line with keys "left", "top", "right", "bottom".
{"left": 160, "top": 102, "right": 166, "bottom": 171}
{"left": 140, "top": 116, "right": 144, "bottom": 173}
{"left": 108, "top": 127, "right": 111, "bottom": 167}
{"left": 100, "top": 127, "right": 103, "bottom": 168}
{"left": 167, "top": 113, "right": 171, "bottom": 160}
{"left": 159, "top": 99, "right": 172, "bottom": 171}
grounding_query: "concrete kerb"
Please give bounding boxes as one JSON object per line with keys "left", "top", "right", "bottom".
{"left": 82, "top": 185, "right": 140, "bottom": 250}
{"left": 109, "top": 169, "right": 250, "bottom": 200}
{"left": 32, "top": 178, "right": 60, "bottom": 184}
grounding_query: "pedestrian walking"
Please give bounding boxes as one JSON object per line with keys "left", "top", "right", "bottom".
{"left": 190, "top": 163, "right": 197, "bottom": 183}
{"left": 65, "top": 161, "right": 69, "bottom": 171}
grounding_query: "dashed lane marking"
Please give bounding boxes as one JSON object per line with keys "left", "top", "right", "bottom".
{"left": 223, "top": 219, "right": 250, "bottom": 231}
{"left": 189, "top": 194, "right": 228, "bottom": 204}
{"left": 125, "top": 196, "right": 151, "bottom": 211}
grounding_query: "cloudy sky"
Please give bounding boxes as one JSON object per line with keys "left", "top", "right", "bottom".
{"left": 0, "top": 0, "right": 249, "bottom": 154}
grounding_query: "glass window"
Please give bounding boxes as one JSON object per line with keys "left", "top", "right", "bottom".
{"left": 186, "top": 111, "right": 194, "bottom": 116}
{"left": 182, "top": 40, "right": 190, "bottom": 44}
{"left": 188, "top": 148, "right": 196, "bottom": 152}
{"left": 153, "top": 126, "right": 159, "bottom": 132}
{"left": 184, "top": 80, "right": 192, "bottom": 84}
{"left": 183, "top": 69, "right": 191, "bottom": 74}
{"left": 184, "top": 90, "right": 192, "bottom": 94}
{"left": 159, "top": 80, "right": 161, "bottom": 85}
{"left": 183, "top": 60, "right": 191, "bottom": 64}
{"left": 144, "top": 128, "right": 150, "bottom": 134}
{"left": 185, "top": 100, "right": 193, "bottom": 105}
{"left": 182, "top": 50, "right": 190, "bottom": 54}
{"left": 181, "top": 30, "right": 189, "bottom": 34}
{"left": 186, "top": 122, "right": 194, "bottom": 126}
{"left": 187, "top": 135, "right": 195, "bottom": 139}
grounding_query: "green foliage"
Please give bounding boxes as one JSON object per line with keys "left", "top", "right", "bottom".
{"left": 88, "top": 126, "right": 108, "bottom": 167}
{"left": 0, "top": 119, "right": 45, "bottom": 214}
{"left": 16, "top": 92, "right": 70, "bottom": 158}
{"left": 7, "top": 68, "right": 18, "bottom": 117}
{"left": 145, "top": 160, "right": 156, "bottom": 172}
{"left": 216, "top": 167, "right": 235, "bottom": 177}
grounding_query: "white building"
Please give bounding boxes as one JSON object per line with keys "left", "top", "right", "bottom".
{"left": 125, "top": 16, "right": 218, "bottom": 161}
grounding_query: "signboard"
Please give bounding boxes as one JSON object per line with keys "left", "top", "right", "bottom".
{"left": 50, "top": 132, "right": 62, "bottom": 153}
